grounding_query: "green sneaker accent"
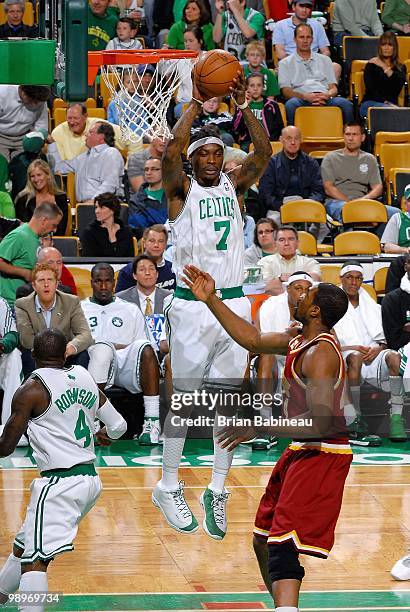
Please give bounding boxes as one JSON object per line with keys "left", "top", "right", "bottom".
{"left": 138, "top": 417, "right": 160, "bottom": 446}
{"left": 200, "top": 487, "right": 229, "bottom": 540}
{"left": 348, "top": 417, "right": 382, "bottom": 447}
{"left": 252, "top": 435, "right": 278, "bottom": 451}
{"left": 152, "top": 481, "right": 199, "bottom": 534}
{"left": 390, "top": 414, "right": 407, "bottom": 442}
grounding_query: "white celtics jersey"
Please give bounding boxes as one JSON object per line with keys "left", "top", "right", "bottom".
{"left": 81, "top": 297, "right": 149, "bottom": 344}
{"left": 27, "top": 366, "right": 99, "bottom": 472}
{"left": 171, "top": 173, "right": 245, "bottom": 289}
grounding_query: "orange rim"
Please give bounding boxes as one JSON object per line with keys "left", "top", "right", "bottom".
{"left": 88, "top": 49, "right": 198, "bottom": 84}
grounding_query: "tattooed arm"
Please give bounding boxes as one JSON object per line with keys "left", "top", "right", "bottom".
{"left": 162, "top": 78, "right": 208, "bottom": 221}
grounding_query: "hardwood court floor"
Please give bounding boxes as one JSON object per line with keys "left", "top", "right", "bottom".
{"left": 1, "top": 439, "right": 410, "bottom": 610}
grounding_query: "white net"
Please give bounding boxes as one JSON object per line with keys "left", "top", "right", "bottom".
{"left": 100, "top": 50, "right": 197, "bottom": 143}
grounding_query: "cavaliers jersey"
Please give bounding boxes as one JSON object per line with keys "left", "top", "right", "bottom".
{"left": 283, "top": 332, "right": 348, "bottom": 446}
{"left": 170, "top": 173, "right": 245, "bottom": 289}
{"left": 27, "top": 366, "right": 99, "bottom": 472}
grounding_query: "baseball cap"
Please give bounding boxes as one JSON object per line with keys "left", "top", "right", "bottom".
{"left": 22, "top": 130, "right": 46, "bottom": 153}
{"left": 294, "top": 0, "right": 314, "bottom": 5}
{"left": 404, "top": 184, "right": 410, "bottom": 200}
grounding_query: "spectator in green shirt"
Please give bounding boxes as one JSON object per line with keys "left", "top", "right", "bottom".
{"left": 88, "top": 0, "right": 119, "bottom": 51}
{"left": 0, "top": 202, "right": 62, "bottom": 306}
{"left": 244, "top": 41, "right": 280, "bottom": 98}
{"left": 166, "top": 0, "right": 215, "bottom": 50}
{"left": 382, "top": 0, "right": 410, "bottom": 34}
{"left": 213, "top": 0, "right": 265, "bottom": 60}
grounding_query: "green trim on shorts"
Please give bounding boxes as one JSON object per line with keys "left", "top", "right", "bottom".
{"left": 34, "top": 476, "right": 59, "bottom": 555}
{"left": 175, "top": 285, "right": 244, "bottom": 301}
{"left": 40, "top": 463, "right": 97, "bottom": 478}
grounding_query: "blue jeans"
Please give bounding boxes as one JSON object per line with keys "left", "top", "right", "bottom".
{"left": 333, "top": 28, "right": 373, "bottom": 47}
{"left": 326, "top": 199, "right": 398, "bottom": 223}
{"left": 285, "top": 97, "right": 354, "bottom": 125}
{"left": 360, "top": 100, "right": 391, "bottom": 119}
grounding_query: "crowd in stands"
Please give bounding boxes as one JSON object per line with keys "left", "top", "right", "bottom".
{"left": 0, "top": 0, "right": 410, "bottom": 446}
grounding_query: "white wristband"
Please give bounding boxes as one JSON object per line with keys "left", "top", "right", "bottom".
{"left": 234, "top": 99, "right": 248, "bottom": 110}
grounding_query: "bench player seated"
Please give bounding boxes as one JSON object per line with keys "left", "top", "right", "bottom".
{"left": 251, "top": 272, "right": 316, "bottom": 450}
{"left": 81, "top": 263, "right": 161, "bottom": 445}
{"left": 0, "top": 329, "right": 127, "bottom": 610}
{"left": 333, "top": 261, "right": 404, "bottom": 444}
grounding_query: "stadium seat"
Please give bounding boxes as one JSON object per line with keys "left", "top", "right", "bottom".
{"left": 55, "top": 173, "right": 76, "bottom": 230}
{"left": 374, "top": 131, "right": 410, "bottom": 157}
{"left": 249, "top": 293, "right": 269, "bottom": 322}
{"left": 249, "top": 141, "right": 283, "bottom": 155}
{"left": 320, "top": 264, "right": 342, "bottom": 285}
{"left": 341, "top": 199, "right": 388, "bottom": 228}
{"left": 98, "top": 71, "right": 121, "bottom": 108}
{"left": 361, "top": 284, "right": 377, "bottom": 302}
{"left": 294, "top": 107, "right": 344, "bottom": 152}
{"left": 277, "top": 102, "right": 286, "bottom": 126}
{"left": 342, "top": 36, "right": 379, "bottom": 72}
{"left": 333, "top": 231, "right": 381, "bottom": 255}
{"left": 52, "top": 97, "right": 97, "bottom": 112}
{"left": 397, "top": 37, "right": 410, "bottom": 65}
{"left": 133, "top": 237, "right": 139, "bottom": 256}
{"left": 367, "top": 108, "right": 410, "bottom": 149}
{"left": 297, "top": 231, "right": 317, "bottom": 255}
{"left": 53, "top": 106, "right": 106, "bottom": 127}
{"left": 390, "top": 168, "right": 410, "bottom": 206}
{"left": 373, "top": 266, "right": 388, "bottom": 298}
{"left": 76, "top": 202, "right": 128, "bottom": 238}
{"left": 52, "top": 236, "right": 80, "bottom": 257}
{"left": 281, "top": 199, "right": 327, "bottom": 225}
{"left": 379, "top": 143, "right": 410, "bottom": 188}
{"left": 68, "top": 267, "right": 92, "bottom": 300}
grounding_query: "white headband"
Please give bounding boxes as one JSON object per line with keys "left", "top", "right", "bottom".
{"left": 187, "top": 137, "right": 225, "bottom": 158}
{"left": 340, "top": 264, "right": 364, "bottom": 277}
{"left": 283, "top": 272, "right": 316, "bottom": 287}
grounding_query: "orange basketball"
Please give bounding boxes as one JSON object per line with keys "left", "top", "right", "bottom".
{"left": 194, "top": 50, "right": 241, "bottom": 98}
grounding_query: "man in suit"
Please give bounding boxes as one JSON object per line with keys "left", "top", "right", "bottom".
{"left": 14, "top": 263, "right": 93, "bottom": 376}
{"left": 117, "top": 254, "right": 172, "bottom": 315}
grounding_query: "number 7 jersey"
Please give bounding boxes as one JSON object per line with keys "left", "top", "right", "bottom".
{"left": 170, "top": 173, "right": 245, "bottom": 288}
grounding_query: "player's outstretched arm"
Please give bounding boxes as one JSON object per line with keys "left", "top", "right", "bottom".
{"left": 230, "top": 71, "right": 272, "bottom": 196}
{"left": 183, "top": 265, "right": 295, "bottom": 354}
{"left": 162, "top": 77, "right": 208, "bottom": 220}
{"left": 95, "top": 390, "right": 127, "bottom": 444}
{"left": 0, "top": 380, "right": 45, "bottom": 456}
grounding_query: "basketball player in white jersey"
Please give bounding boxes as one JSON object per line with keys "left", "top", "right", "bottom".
{"left": 152, "top": 70, "right": 272, "bottom": 539}
{"left": 0, "top": 329, "right": 127, "bottom": 611}
{"left": 81, "top": 262, "right": 161, "bottom": 445}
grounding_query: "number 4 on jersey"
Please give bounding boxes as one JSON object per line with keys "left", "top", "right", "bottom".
{"left": 74, "top": 409, "right": 92, "bottom": 447}
{"left": 214, "top": 220, "right": 231, "bottom": 251}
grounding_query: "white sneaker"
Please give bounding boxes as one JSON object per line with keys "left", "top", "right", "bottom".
{"left": 391, "top": 554, "right": 410, "bottom": 580}
{"left": 152, "top": 481, "right": 199, "bottom": 534}
{"left": 137, "top": 418, "right": 160, "bottom": 445}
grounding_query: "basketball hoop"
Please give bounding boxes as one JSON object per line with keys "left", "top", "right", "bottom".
{"left": 88, "top": 49, "right": 199, "bottom": 143}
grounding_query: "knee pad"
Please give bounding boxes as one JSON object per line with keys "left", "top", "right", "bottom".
{"left": 268, "top": 541, "right": 305, "bottom": 584}
{"left": 88, "top": 343, "right": 113, "bottom": 383}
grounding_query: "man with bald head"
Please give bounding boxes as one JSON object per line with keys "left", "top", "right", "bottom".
{"left": 259, "top": 125, "right": 325, "bottom": 225}
{"left": 15, "top": 247, "right": 77, "bottom": 299}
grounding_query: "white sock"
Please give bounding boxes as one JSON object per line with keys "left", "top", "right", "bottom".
{"left": 209, "top": 415, "right": 233, "bottom": 493}
{"left": 390, "top": 376, "right": 404, "bottom": 416}
{"left": 343, "top": 403, "right": 356, "bottom": 426}
{"left": 350, "top": 385, "right": 361, "bottom": 415}
{"left": 0, "top": 553, "right": 21, "bottom": 597}
{"left": 18, "top": 571, "right": 47, "bottom": 612}
{"left": 159, "top": 410, "right": 188, "bottom": 490}
{"left": 275, "top": 608, "right": 298, "bottom": 612}
{"left": 143, "top": 395, "right": 159, "bottom": 419}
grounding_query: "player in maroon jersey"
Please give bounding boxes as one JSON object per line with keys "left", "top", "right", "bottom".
{"left": 182, "top": 264, "right": 350, "bottom": 612}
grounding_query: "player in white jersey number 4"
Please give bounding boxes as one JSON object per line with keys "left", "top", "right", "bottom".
{"left": 152, "top": 69, "right": 272, "bottom": 539}
{"left": 0, "top": 330, "right": 127, "bottom": 611}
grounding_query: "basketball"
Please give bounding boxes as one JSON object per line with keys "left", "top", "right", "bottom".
{"left": 193, "top": 50, "right": 241, "bottom": 98}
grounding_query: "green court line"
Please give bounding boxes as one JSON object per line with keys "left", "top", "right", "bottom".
{"left": 5, "top": 590, "right": 410, "bottom": 611}
{"left": 1, "top": 439, "right": 410, "bottom": 471}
